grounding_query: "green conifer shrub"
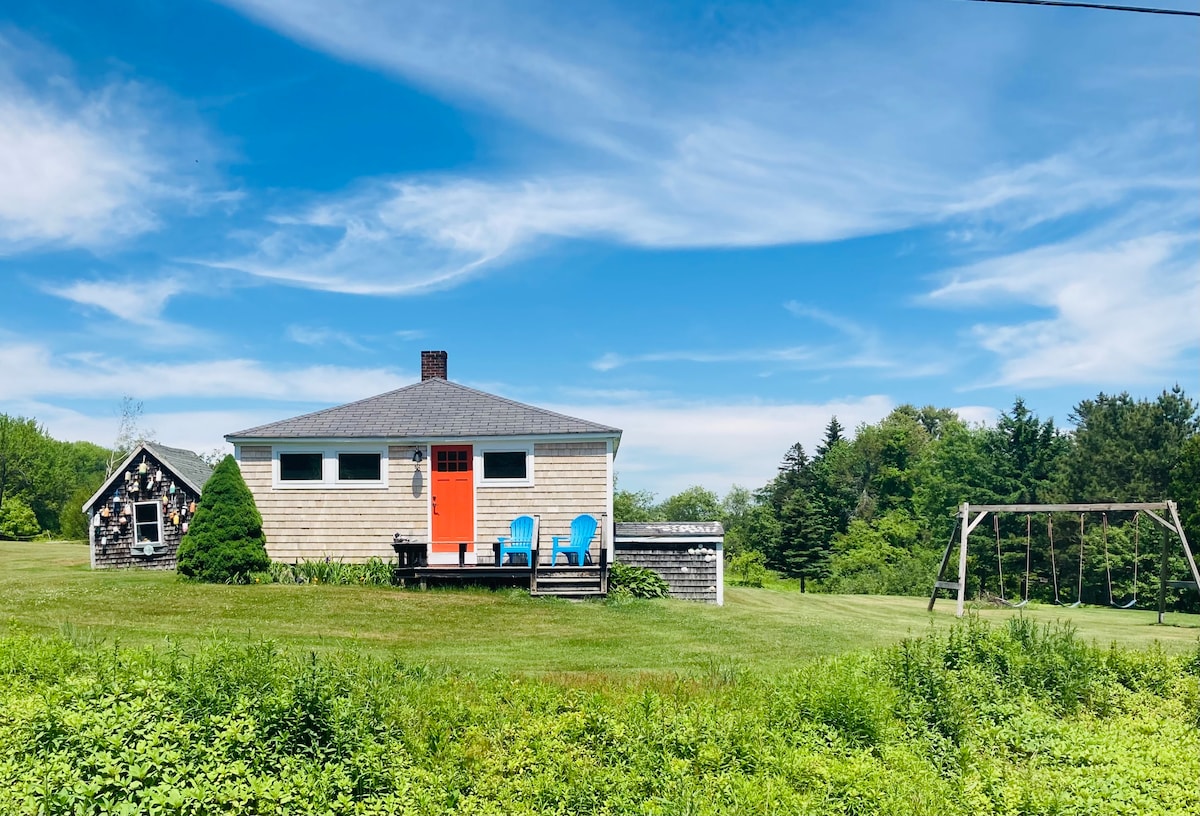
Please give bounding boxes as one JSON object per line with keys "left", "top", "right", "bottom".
{"left": 176, "top": 455, "right": 269, "bottom": 582}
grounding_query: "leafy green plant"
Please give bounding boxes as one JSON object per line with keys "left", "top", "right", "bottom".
{"left": 176, "top": 455, "right": 270, "bottom": 583}
{"left": 267, "top": 557, "right": 394, "bottom": 586}
{"left": 608, "top": 562, "right": 670, "bottom": 598}
{"left": 0, "top": 497, "right": 40, "bottom": 540}
{"left": 728, "top": 549, "right": 767, "bottom": 587}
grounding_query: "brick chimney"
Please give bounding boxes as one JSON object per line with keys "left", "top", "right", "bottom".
{"left": 421, "top": 350, "right": 448, "bottom": 381}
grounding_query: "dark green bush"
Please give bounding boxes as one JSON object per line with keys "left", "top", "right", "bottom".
{"left": 608, "top": 562, "right": 670, "bottom": 598}
{"left": 176, "top": 455, "right": 269, "bottom": 582}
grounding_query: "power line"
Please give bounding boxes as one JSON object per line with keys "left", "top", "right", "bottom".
{"left": 967, "top": 0, "right": 1200, "bottom": 17}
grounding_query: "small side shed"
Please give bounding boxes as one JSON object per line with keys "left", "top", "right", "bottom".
{"left": 614, "top": 521, "right": 725, "bottom": 605}
{"left": 83, "top": 443, "right": 213, "bottom": 570}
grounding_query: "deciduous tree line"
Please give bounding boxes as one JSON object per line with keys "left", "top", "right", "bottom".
{"left": 617, "top": 386, "right": 1200, "bottom": 602}
{"left": 0, "top": 415, "right": 111, "bottom": 540}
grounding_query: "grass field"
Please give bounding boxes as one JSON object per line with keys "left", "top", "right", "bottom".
{"left": 2, "top": 540, "right": 1198, "bottom": 675}
{"left": 5, "top": 541, "right": 1200, "bottom": 814}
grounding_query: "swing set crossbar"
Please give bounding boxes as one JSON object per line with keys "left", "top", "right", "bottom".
{"left": 929, "top": 500, "right": 1200, "bottom": 618}
{"left": 967, "top": 502, "right": 1169, "bottom": 512}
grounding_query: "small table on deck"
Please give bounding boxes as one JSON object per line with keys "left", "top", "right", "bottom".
{"left": 391, "top": 536, "right": 427, "bottom": 568}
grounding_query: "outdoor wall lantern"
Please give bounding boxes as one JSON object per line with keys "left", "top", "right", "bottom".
{"left": 411, "top": 449, "right": 424, "bottom": 463}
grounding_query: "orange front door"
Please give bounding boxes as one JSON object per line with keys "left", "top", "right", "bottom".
{"left": 431, "top": 445, "right": 473, "bottom": 556}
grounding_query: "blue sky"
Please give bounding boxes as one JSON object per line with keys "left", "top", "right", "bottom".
{"left": 1, "top": 0, "right": 1197, "bottom": 498}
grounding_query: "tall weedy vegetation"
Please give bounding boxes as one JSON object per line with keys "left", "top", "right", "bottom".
{"left": 1, "top": 619, "right": 1197, "bottom": 814}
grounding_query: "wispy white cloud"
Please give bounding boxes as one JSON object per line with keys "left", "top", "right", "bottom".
{"left": 952, "top": 405, "right": 1002, "bottom": 428}
{"left": 51, "top": 278, "right": 185, "bottom": 325}
{"left": 0, "top": 342, "right": 409, "bottom": 403}
{"left": 5, "top": 400, "right": 268, "bottom": 458}
{"left": 783, "top": 301, "right": 874, "bottom": 344}
{"left": 591, "top": 346, "right": 818, "bottom": 372}
{"left": 285, "top": 325, "right": 367, "bottom": 351}
{"left": 212, "top": 1, "right": 1197, "bottom": 296}
{"left": 592, "top": 301, "right": 953, "bottom": 378}
{"left": 284, "top": 325, "right": 426, "bottom": 350}
{"left": 927, "top": 228, "right": 1199, "bottom": 388}
{"left": 45, "top": 275, "right": 216, "bottom": 347}
{"left": 547, "top": 394, "right": 895, "bottom": 495}
{"left": 0, "top": 31, "right": 225, "bottom": 255}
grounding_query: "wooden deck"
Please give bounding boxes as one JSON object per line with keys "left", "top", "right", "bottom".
{"left": 391, "top": 540, "right": 610, "bottom": 598}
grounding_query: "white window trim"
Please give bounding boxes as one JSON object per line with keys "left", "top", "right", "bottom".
{"left": 475, "top": 443, "right": 535, "bottom": 488}
{"left": 335, "top": 451, "right": 386, "bottom": 485}
{"left": 272, "top": 446, "right": 389, "bottom": 489}
{"left": 133, "top": 501, "right": 163, "bottom": 544}
{"left": 276, "top": 450, "right": 325, "bottom": 486}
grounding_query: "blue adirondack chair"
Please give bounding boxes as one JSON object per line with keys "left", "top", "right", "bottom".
{"left": 551, "top": 514, "right": 597, "bottom": 566}
{"left": 497, "top": 515, "right": 536, "bottom": 566}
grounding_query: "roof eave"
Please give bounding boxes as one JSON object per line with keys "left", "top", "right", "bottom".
{"left": 82, "top": 443, "right": 210, "bottom": 512}
{"left": 226, "top": 430, "right": 623, "bottom": 445}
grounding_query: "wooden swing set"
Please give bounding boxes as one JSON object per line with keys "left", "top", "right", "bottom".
{"left": 929, "top": 501, "right": 1199, "bottom": 620}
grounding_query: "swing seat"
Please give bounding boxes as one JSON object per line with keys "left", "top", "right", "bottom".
{"left": 1111, "top": 597, "right": 1137, "bottom": 610}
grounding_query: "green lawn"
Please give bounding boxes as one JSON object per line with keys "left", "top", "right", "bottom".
{"left": 3, "top": 540, "right": 1197, "bottom": 675}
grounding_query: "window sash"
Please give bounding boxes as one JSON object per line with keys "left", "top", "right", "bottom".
{"left": 482, "top": 451, "right": 528, "bottom": 480}
{"left": 279, "top": 453, "right": 323, "bottom": 481}
{"left": 134, "top": 502, "right": 161, "bottom": 544}
{"left": 338, "top": 452, "right": 381, "bottom": 481}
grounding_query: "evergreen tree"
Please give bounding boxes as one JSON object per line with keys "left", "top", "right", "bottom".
{"left": 177, "top": 456, "right": 269, "bottom": 582}
{"left": 853, "top": 407, "right": 931, "bottom": 516}
{"left": 811, "top": 439, "right": 860, "bottom": 536}
{"left": 779, "top": 489, "right": 834, "bottom": 591}
{"left": 1170, "top": 434, "right": 1200, "bottom": 545}
{"left": 767, "top": 442, "right": 810, "bottom": 513}
{"left": 1061, "top": 387, "right": 1198, "bottom": 501}
{"left": 816, "top": 416, "right": 845, "bottom": 457}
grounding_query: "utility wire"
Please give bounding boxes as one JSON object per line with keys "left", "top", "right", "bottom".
{"left": 967, "top": 0, "right": 1200, "bottom": 17}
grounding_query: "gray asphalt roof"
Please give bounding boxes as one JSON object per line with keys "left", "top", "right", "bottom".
{"left": 84, "top": 442, "right": 214, "bottom": 512}
{"left": 615, "top": 522, "right": 725, "bottom": 537}
{"left": 143, "top": 442, "right": 215, "bottom": 494}
{"left": 226, "top": 378, "right": 622, "bottom": 440}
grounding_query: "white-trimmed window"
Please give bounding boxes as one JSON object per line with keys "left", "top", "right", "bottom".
{"left": 477, "top": 444, "right": 534, "bottom": 487}
{"left": 337, "top": 452, "right": 381, "bottom": 482}
{"left": 133, "top": 501, "right": 162, "bottom": 544}
{"left": 272, "top": 447, "right": 388, "bottom": 488}
{"left": 279, "top": 452, "right": 323, "bottom": 482}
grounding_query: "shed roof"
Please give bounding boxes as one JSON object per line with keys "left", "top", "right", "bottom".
{"left": 84, "top": 442, "right": 214, "bottom": 512}
{"left": 226, "top": 377, "right": 621, "bottom": 441}
{"left": 615, "top": 522, "right": 725, "bottom": 538}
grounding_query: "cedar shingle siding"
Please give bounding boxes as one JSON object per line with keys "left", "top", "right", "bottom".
{"left": 240, "top": 442, "right": 611, "bottom": 564}
{"left": 614, "top": 522, "right": 725, "bottom": 604}
{"left": 228, "top": 368, "right": 620, "bottom": 565}
{"left": 85, "top": 443, "right": 212, "bottom": 570}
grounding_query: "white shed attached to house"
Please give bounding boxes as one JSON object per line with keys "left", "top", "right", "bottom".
{"left": 225, "top": 351, "right": 622, "bottom": 568}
